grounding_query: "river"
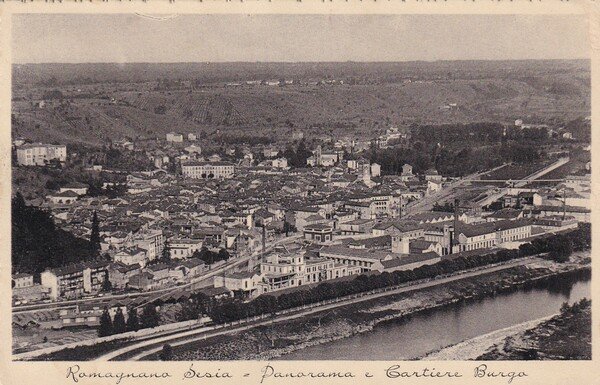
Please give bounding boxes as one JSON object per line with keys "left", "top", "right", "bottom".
{"left": 277, "top": 277, "right": 591, "bottom": 360}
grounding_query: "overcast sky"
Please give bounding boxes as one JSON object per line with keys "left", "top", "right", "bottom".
{"left": 12, "top": 14, "right": 590, "bottom": 63}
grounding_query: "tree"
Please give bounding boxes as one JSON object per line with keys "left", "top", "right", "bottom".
{"left": 101, "top": 277, "right": 112, "bottom": 292}
{"left": 97, "top": 308, "right": 113, "bottom": 337}
{"left": 141, "top": 304, "right": 161, "bottom": 329}
{"left": 126, "top": 307, "right": 140, "bottom": 332}
{"left": 283, "top": 221, "right": 296, "bottom": 236}
{"left": 217, "top": 248, "right": 230, "bottom": 262}
{"left": 176, "top": 300, "right": 200, "bottom": 322}
{"left": 13, "top": 192, "right": 26, "bottom": 213}
{"left": 90, "top": 211, "right": 101, "bottom": 256}
{"left": 112, "top": 307, "right": 127, "bottom": 334}
{"left": 12, "top": 195, "right": 93, "bottom": 275}
{"left": 548, "top": 236, "right": 573, "bottom": 263}
{"left": 161, "top": 240, "right": 171, "bottom": 263}
{"left": 159, "top": 344, "right": 173, "bottom": 360}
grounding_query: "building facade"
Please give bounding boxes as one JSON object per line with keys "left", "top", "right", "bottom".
{"left": 181, "top": 161, "right": 235, "bottom": 179}
{"left": 17, "top": 143, "right": 67, "bottom": 166}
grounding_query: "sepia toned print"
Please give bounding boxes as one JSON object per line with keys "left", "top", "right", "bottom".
{"left": 9, "top": 13, "right": 591, "bottom": 364}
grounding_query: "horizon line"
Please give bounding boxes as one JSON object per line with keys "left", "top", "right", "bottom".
{"left": 12, "top": 58, "right": 591, "bottom": 66}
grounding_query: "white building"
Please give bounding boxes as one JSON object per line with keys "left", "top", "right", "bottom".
{"left": 181, "top": 161, "right": 235, "bottom": 179}
{"left": 371, "top": 163, "right": 381, "bottom": 177}
{"left": 16, "top": 143, "right": 67, "bottom": 166}
{"left": 184, "top": 144, "right": 202, "bottom": 155}
{"left": 114, "top": 247, "right": 148, "bottom": 267}
{"left": 132, "top": 229, "right": 165, "bottom": 262}
{"left": 271, "top": 158, "right": 288, "bottom": 169}
{"left": 169, "top": 239, "right": 203, "bottom": 259}
{"left": 59, "top": 182, "right": 89, "bottom": 196}
{"left": 166, "top": 132, "right": 184, "bottom": 142}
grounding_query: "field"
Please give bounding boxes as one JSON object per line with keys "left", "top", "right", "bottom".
{"left": 480, "top": 161, "right": 552, "bottom": 181}
{"left": 11, "top": 60, "right": 591, "bottom": 145}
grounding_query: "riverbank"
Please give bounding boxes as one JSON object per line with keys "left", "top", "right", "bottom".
{"left": 159, "top": 259, "right": 590, "bottom": 361}
{"left": 476, "top": 299, "right": 591, "bottom": 360}
{"left": 421, "top": 316, "right": 554, "bottom": 360}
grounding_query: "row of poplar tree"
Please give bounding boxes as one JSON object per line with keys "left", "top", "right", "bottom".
{"left": 97, "top": 304, "right": 161, "bottom": 337}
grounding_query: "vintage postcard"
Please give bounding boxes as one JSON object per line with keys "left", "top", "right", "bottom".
{"left": 0, "top": 1, "right": 598, "bottom": 385}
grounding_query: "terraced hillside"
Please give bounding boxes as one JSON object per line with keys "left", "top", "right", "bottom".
{"left": 11, "top": 60, "right": 590, "bottom": 145}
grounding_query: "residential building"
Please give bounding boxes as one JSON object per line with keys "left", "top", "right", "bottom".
{"left": 400, "top": 163, "right": 414, "bottom": 181}
{"left": 59, "top": 182, "right": 89, "bottom": 196}
{"left": 424, "top": 169, "right": 443, "bottom": 182}
{"left": 303, "top": 223, "right": 334, "bottom": 244}
{"left": 12, "top": 273, "right": 34, "bottom": 289}
{"left": 271, "top": 158, "right": 288, "bottom": 169}
{"left": 179, "top": 258, "right": 208, "bottom": 277}
{"left": 114, "top": 247, "right": 148, "bottom": 267}
{"left": 128, "top": 272, "right": 155, "bottom": 291}
{"left": 184, "top": 144, "right": 202, "bottom": 155}
{"left": 145, "top": 263, "right": 171, "bottom": 284}
{"left": 338, "top": 219, "right": 374, "bottom": 235}
{"left": 132, "top": 229, "right": 165, "bottom": 261}
{"left": 47, "top": 190, "right": 79, "bottom": 205}
{"left": 108, "top": 263, "right": 141, "bottom": 289}
{"left": 166, "top": 132, "right": 184, "bottom": 142}
{"left": 371, "top": 163, "right": 381, "bottom": 178}
{"left": 41, "top": 260, "right": 110, "bottom": 300}
{"left": 213, "top": 271, "right": 262, "bottom": 299}
{"left": 16, "top": 143, "right": 67, "bottom": 166}
{"left": 169, "top": 238, "right": 203, "bottom": 259}
{"left": 292, "top": 206, "right": 328, "bottom": 231}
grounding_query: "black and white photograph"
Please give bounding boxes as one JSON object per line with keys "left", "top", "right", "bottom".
{"left": 8, "top": 12, "right": 592, "bottom": 364}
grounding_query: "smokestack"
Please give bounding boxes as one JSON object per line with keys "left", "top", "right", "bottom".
{"left": 562, "top": 188, "right": 566, "bottom": 220}
{"left": 452, "top": 198, "right": 460, "bottom": 254}
{"left": 399, "top": 195, "right": 403, "bottom": 219}
{"left": 262, "top": 223, "right": 267, "bottom": 262}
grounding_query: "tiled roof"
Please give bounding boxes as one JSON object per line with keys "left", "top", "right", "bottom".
{"left": 380, "top": 252, "right": 439, "bottom": 269}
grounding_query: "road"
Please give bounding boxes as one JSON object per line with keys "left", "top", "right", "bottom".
{"left": 13, "top": 234, "right": 302, "bottom": 315}
{"left": 403, "top": 163, "right": 508, "bottom": 216}
{"left": 97, "top": 256, "right": 539, "bottom": 361}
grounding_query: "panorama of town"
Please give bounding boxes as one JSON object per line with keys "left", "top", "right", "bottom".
{"left": 11, "top": 60, "right": 591, "bottom": 361}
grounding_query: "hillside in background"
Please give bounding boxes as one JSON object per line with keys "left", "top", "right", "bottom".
{"left": 12, "top": 60, "right": 590, "bottom": 145}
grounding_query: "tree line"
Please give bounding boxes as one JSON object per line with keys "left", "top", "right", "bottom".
{"left": 282, "top": 139, "right": 314, "bottom": 168}
{"left": 97, "top": 291, "right": 219, "bottom": 336}
{"left": 205, "top": 224, "right": 590, "bottom": 324}
{"left": 366, "top": 140, "right": 544, "bottom": 178}
{"left": 94, "top": 224, "right": 590, "bottom": 337}
{"left": 97, "top": 304, "right": 160, "bottom": 337}
{"left": 191, "top": 246, "right": 231, "bottom": 265}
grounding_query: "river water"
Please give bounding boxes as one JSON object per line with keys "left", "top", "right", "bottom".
{"left": 278, "top": 277, "right": 591, "bottom": 360}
